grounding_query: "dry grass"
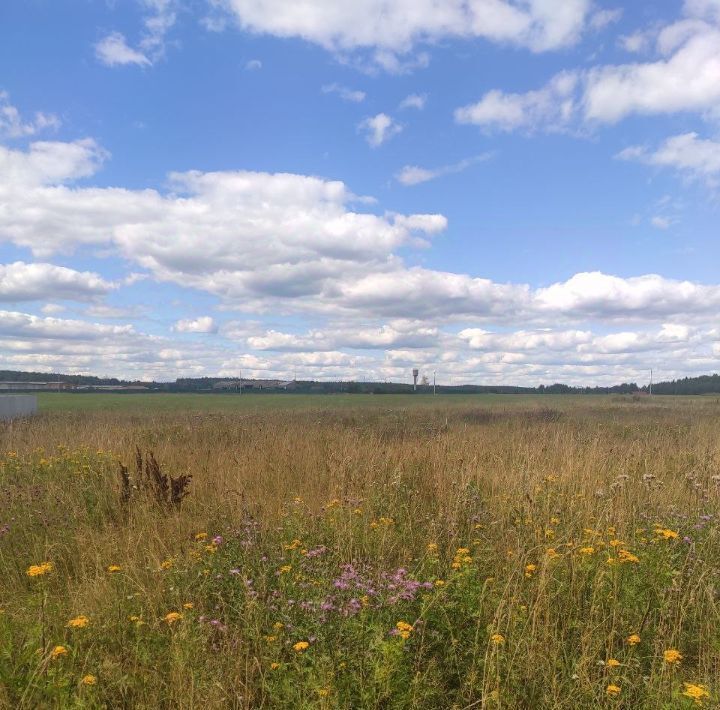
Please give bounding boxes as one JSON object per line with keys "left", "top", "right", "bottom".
{"left": 0, "top": 396, "right": 718, "bottom": 708}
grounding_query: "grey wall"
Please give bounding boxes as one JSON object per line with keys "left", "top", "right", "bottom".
{"left": 0, "top": 395, "right": 38, "bottom": 420}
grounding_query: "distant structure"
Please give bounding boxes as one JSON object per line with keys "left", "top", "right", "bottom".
{"left": 0, "top": 381, "right": 71, "bottom": 392}
{"left": 0, "top": 395, "right": 37, "bottom": 420}
{"left": 212, "top": 379, "right": 294, "bottom": 391}
{"left": 412, "top": 369, "right": 419, "bottom": 391}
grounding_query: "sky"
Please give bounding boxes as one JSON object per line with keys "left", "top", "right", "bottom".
{"left": 1, "top": 0, "right": 720, "bottom": 386}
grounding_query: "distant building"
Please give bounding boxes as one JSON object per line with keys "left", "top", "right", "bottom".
{"left": 0, "top": 381, "right": 72, "bottom": 391}
{"left": 212, "top": 379, "right": 295, "bottom": 391}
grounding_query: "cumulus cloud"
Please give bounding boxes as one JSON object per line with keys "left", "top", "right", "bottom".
{"left": 456, "top": 3, "right": 720, "bottom": 131}
{"left": 244, "top": 58, "right": 262, "bottom": 70}
{"left": 358, "top": 113, "right": 402, "bottom": 146}
{"left": 0, "top": 262, "right": 114, "bottom": 302}
{"left": 95, "top": 0, "right": 177, "bottom": 67}
{"left": 322, "top": 83, "right": 366, "bottom": 102}
{"left": 618, "top": 133, "right": 720, "bottom": 184}
{"left": 396, "top": 153, "right": 493, "bottom": 185}
{"left": 0, "top": 92, "right": 60, "bottom": 139}
{"left": 399, "top": 93, "right": 427, "bottom": 110}
{"left": 213, "top": 0, "right": 592, "bottom": 70}
{"left": 173, "top": 316, "right": 218, "bottom": 333}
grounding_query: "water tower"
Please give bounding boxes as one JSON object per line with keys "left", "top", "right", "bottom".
{"left": 412, "top": 368, "right": 419, "bottom": 391}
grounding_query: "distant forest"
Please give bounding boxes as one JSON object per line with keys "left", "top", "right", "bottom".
{"left": 3, "top": 368, "right": 720, "bottom": 395}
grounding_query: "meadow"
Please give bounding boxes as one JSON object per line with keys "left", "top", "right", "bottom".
{"left": 0, "top": 393, "right": 718, "bottom": 708}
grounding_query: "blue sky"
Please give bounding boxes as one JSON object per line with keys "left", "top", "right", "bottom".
{"left": 1, "top": 0, "right": 719, "bottom": 384}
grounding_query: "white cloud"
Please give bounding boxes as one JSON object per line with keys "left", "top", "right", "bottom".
{"left": 95, "top": 0, "right": 177, "bottom": 68}
{"left": 399, "top": 93, "right": 427, "bottom": 110}
{"left": 214, "top": 0, "right": 592, "bottom": 70}
{"left": 0, "top": 262, "right": 114, "bottom": 302}
{"left": 618, "top": 133, "right": 720, "bottom": 183}
{"left": 0, "top": 92, "right": 60, "bottom": 139}
{"left": 589, "top": 8, "right": 623, "bottom": 30}
{"left": 41, "top": 303, "right": 66, "bottom": 315}
{"left": 358, "top": 113, "right": 402, "bottom": 147}
{"left": 650, "top": 216, "right": 672, "bottom": 230}
{"left": 396, "top": 153, "right": 493, "bottom": 185}
{"left": 455, "top": 71, "right": 578, "bottom": 132}
{"left": 95, "top": 32, "right": 151, "bottom": 67}
{"left": 173, "top": 316, "right": 218, "bottom": 333}
{"left": 322, "top": 83, "right": 366, "bottom": 102}
{"left": 456, "top": 3, "right": 720, "bottom": 131}
{"left": 245, "top": 59, "right": 262, "bottom": 70}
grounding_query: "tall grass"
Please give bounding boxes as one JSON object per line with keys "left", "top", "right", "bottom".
{"left": 0, "top": 397, "right": 718, "bottom": 708}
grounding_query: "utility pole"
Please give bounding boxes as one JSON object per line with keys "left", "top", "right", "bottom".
{"left": 649, "top": 368, "right": 653, "bottom": 396}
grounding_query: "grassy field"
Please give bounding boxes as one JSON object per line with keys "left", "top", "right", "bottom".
{"left": 1, "top": 395, "right": 718, "bottom": 708}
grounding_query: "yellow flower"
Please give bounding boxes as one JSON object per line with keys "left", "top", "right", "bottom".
{"left": 627, "top": 633, "right": 641, "bottom": 646}
{"left": 270, "top": 662, "right": 281, "bottom": 670}
{"left": 550, "top": 517, "right": 560, "bottom": 525}
{"left": 655, "top": 528, "right": 679, "bottom": 540}
{"left": 26, "top": 561, "right": 53, "bottom": 577}
{"left": 194, "top": 532, "right": 208, "bottom": 541}
{"left": 129, "top": 615, "right": 145, "bottom": 626}
{"left": 160, "top": 559, "right": 174, "bottom": 570}
{"left": 182, "top": 602, "right": 194, "bottom": 610}
{"left": 107, "top": 565, "right": 121, "bottom": 573}
{"left": 317, "top": 688, "right": 330, "bottom": 697}
{"left": 606, "top": 658, "right": 621, "bottom": 668}
{"left": 279, "top": 565, "right": 292, "bottom": 574}
{"left": 579, "top": 546, "right": 595, "bottom": 555}
{"left": 546, "top": 548, "right": 560, "bottom": 559}
{"left": 67, "top": 615, "right": 89, "bottom": 628}
{"left": 273, "top": 622, "right": 284, "bottom": 630}
{"left": 264, "top": 635, "right": 277, "bottom": 643}
{"left": 50, "top": 645, "right": 68, "bottom": 660}
{"left": 664, "top": 648, "right": 682, "bottom": 664}
{"left": 524, "top": 563, "right": 537, "bottom": 577}
{"left": 682, "top": 683, "right": 710, "bottom": 705}
{"left": 490, "top": 633, "right": 505, "bottom": 645}
{"left": 293, "top": 641, "right": 310, "bottom": 652}
{"left": 81, "top": 674, "right": 97, "bottom": 686}
{"left": 427, "top": 543, "right": 438, "bottom": 553}
{"left": 434, "top": 579, "right": 445, "bottom": 587}
{"left": 609, "top": 539, "right": 625, "bottom": 548}
{"left": 618, "top": 549, "right": 640, "bottom": 564}
{"left": 163, "top": 612, "right": 183, "bottom": 625}
{"left": 606, "top": 684, "right": 621, "bottom": 696}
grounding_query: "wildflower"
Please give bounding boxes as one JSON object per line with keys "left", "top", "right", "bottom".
{"left": 395, "top": 621, "right": 413, "bottom": 640}
{"left": 279, "top": 565, "right": 292, "bottom": 574}
{"left": 490, "top": 633, "right": 505, "bottom": 645}
{"left": 550, "top": 517, "right": 560, "bottom": 525}
{"left": 160, "top": 559, "right": 174, "bottom": 570}
{"left": 182, "top": 602, "right": 194, "bottom": 610}
{"left": 107, "top": 565, "right": 121, "bottom": 573}
{"left": 579, "top": 546, "right": 595, "bottom": 555}
{"left": 163, "top": 612, "right": 183, "bottom": 625}
{"left": 317, "top": 688, "right": 330, "bottom": 697}
{"left": 656, "top": 528, "right": 679, "bottom": 540}
{"left": 264, "top": 635, "right": 277, "bottom": 642}
{"left": 427, "top": 543, "right": 438, "bottom": 553}
{"left": 26, "top": 561, "right": 53, "bottom": 577}
{"left": 434, "top": 579, "right": 445, "bottom": 587}
{"left": 609, "top": 539, "right": 625, "bottom": 548}
{"left": 606, "top": 658, "right": 621, "bottom": 668}
{"left": 194, "top": 532, "right": 208, "bottom": 541}
{"left": 273, "top": 622, "right": 284, "bottom": 630}
{"left": 129, "top": 615, "right": 144, "bottom": 626}
{"left": 81, "top": 674, "right": 97, "bottom": 686}
{"left": 205, "top": 545, "right": 217, "bottom": 554}
{"left": 270, "top": 662, "right": 280, "bottom": 670}
{"left": 546, "top": 548, "right": 560, "bottom": 559}
{"left": 524, "top": 564, "right": 537, "bottom": 578}
{"left": 682, "top": 683, "right": 710, "bottom": 705}
{"left": 618, "top": 549, "right": 640, "bottom": 564}
{"left": 50, "top": 645, "right": 68, "bottom": 660}
{"left": 67, "top": 615, "right": 89, "bottom": 628}
{"left": 606, "top": 684, "right": 621, "bottom": 696}
{"left": 293, "top": 641, "right": 310, "bottom": 652}
{"left": 663, "top": 648, "right": 682, "bottom": 664}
